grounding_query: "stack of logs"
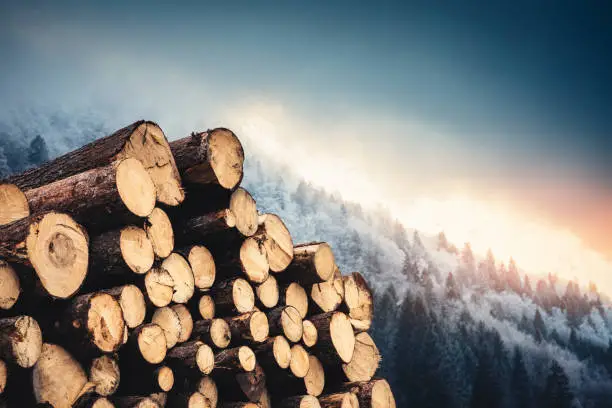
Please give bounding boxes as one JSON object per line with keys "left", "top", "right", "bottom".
{"left": 0, "top": 120, "right": 395, "bottom": 408}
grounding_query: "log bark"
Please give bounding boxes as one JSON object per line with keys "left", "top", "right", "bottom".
{"left": 226, "top": 363, "right": 267, "bottom": 402}
{"left": 60, "top": 292, "right": 125, "bottom": 353}
{"left": 310, "top": 278, "right": 344, "bottom": 315}
{"left": 152, "top": 306, "right": 182, "bottom": 349}
{"left": 118, "top": 365, "right": 174, "bottom": 395}
{"left": 342, "top": 273, "right": 373, "bottom": 332}
{"left": 337, "top": 379, "right": 395, "bottom": 408}
{"left": 318, "top": 393, "right": 359, "bottom": 408}
{"left": 73, "top": 395, "right": 116, "bottom": 408}
{"left": 0, "top": 262, "right": 20, "bottom": 311}
{"left": 225, "top": 311, "right": 269, "bottom": 345}
{"left": 266, "top": 354, "right": 323, "bottom": 398}
{"left": 89, "top": 355, "right": 120, "bottom": 396}
{"left": 161, "top": 253, "right": 195, "bottom": 304}
{"left": 145, "top": 208, "right": 174, "bottom": 259}
{"left": 301, "top": 320, "right": 318, "bottom": 348}
{"left": 128, "top": 323, "right": 167, "bottom": 365}
{"left": 103, "top": 285, "right": 147, "bottom": 329}
{"left": 277, "top": 395, "right": 320, "bottom": 408}
{"left": 279, "top": 283, "right": 308, "bottom": 319}
{"left": 0, "top": 315, "right": 42, "bottom": 368}
{"left": 0, "top": 360, "right": 5, "bottom": 394}
{"left": 141, "top": 268, "right": 175, "bottom": 308}
{"left": 177, "top": 245, "right": 216, "bottom": 291}
{"left": 170, "top": 128, "right": 244, "bottom": 191}
{"left": 211, "top": 278, "right": 254, "bottom": 316}
{"left": 309, "top": 312, "right": 355, "bottom": 365}
{"left": 0, "top": 212, "right": 89, "bottom": 299}
{"left": 172, "top": 304, "right": 194, "bottom": 343}
{"left": 278, "top": 243, "right": 335, "bottom": 286}
{"left": 24, "top": 158, "right": 157, "bottom": 232}
{"left": 32, "top": 343, "right": 88, "bottom": 408}
{"left": 219, "top": 403, "right": 260, "bottom": 408}
{"left": 167, "top": 391, "right": 210, "bottom": 408}
{"left": 255, "top": 214, "right": 293, "bottom": 273}
{"left": 214, "top": 346, "right": 256, "bottom": 374}
{"left": 167, "top": 340, "right": 215, "bottom": 375}
{"left": 3, "top": 120, "right": 184, "bottom": 206}
{"left": 255, "top": 275, "right": 278, "bottom": 310}
{"left": 0, "top": 184, "right": 29, "bottom": 226}
{"left": 266, "top": 306, "right": 303, "bottom": 343}
{"left": 192, "top": 318, "right": 231, "bottom": 349}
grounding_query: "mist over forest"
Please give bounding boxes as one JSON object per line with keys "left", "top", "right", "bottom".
{"left": 2, "top": 107, "right": 612, "bottom": 408}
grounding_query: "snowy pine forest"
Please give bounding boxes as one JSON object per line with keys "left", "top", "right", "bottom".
{"left": 2, "top": 108, "right": 612, "bottom": 407}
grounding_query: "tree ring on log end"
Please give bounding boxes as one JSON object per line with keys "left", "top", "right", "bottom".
{"left": 145, "top": 208, "right": 174, "bottom": 258}
{"left": 233, "top": 278, "right": 255, "bottom": 314}
{"left": 330, "top": 312, "right": 355, "bottom": 363}
{"left": 304, "top": 355, "right": 325, "bottom": 396}
{"left": 371, "top": 379, "right": 396, "bottom": 408}
{"left": 120, "top": 226, "right": 154, "bottom": 274}
{"left": 261, "top": 214, "right": 294, "bottom": 272}
{"left": 157, "top": 366, "right": 174, "bottom": 392}
{"left": 88, "top": 293, "right": 125, "bottom": 353}
{"left": 119, "top": 285, "right": 146, "bottom": 328}
{"left": 10, "top": 316, "right": 43, "bottom": 368}
{"left": 137, "top": 324, "right": 167, "bottom": 364}
{"left": 188, "top": 246, "right": 216, "bottom": 290}
{"left": 115, "top": 158, "right": 156, "bottom": 217}
{"left": 314, "top": 243, "right": 335, "bottom": 282}
{"left": 250, "top": 311, "right": 269, "bottom": 343}
{"left": 207, "top": 128, "right": 244, "bottom": 190}
{"left": 210, "top": 318, "right": 231, "bottom": 349}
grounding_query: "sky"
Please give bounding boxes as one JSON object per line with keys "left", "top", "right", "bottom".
{"left": 1, "top": 1, "right": 611, "bottom": 288}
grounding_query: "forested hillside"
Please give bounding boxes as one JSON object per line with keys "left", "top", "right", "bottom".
{"left": 3, "top": 109, "right": 612, "bottom": 407}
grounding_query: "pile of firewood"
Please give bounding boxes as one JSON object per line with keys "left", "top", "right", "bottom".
{"left": 0, "top": 121, "right": 396, "bottom": 408}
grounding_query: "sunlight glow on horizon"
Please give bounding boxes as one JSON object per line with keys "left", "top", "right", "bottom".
{"left": 229, "top": 102, "right": 612, "bottom": 295}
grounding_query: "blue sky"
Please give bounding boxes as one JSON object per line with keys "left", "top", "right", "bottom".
{"left": 1, "top": 1, "right": 611, "bottom": 262}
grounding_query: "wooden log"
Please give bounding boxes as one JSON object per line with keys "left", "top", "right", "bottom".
{"left": 3, "top": 120, "right": 184, "bottom": 206}
{"left": 289, "top": 345, "right": 310, "bottom": 379}
{"left": 255, "top": 214, "right": 293, "bottom": 273}
{"left": 255, "top": 275, "right": 278, "bottom": 310}
{"left": 278, "top": 243, "right": 335, "bottom": 286}
{"left": 113, "top": 396, "right": 161, "bottom": 408}
{"left": 177, "top": 246, "right": 216, "bottom": 291}
{"left": 279, "top": 283, "right": 308, "bottom": 319}
{"left": 225, "top": 311, "right": 269, "bottom": 345}
{"left": 89, "top": 355, "right": 120, "bottom": 396}
{"left": 103, "top": 285, "right": 147, "bottom": 329}
{"left": 170, "top": 128, "right": 244, "bottom": 190}
{"left": 148, "top": 393, "right": 167, "bottom": 407}
{"left": 0, "top": 360, "right": 5, "bottom": 395}
{"left": 24, "top": 158, "right": 157, "bottom": 232}
{"left": 216, "top": 236, "right": 269, "bottom": 284}
{"left": 219, "top": 403, "right": 259, "bottom": 408}
{"left": 0, "top": 262, "right": 20, "bottom": 311}
{"left": 337, "top": 379, "right": 395, "bottom": 408}
{"left": 0, "top": 315, "right": 42, "bottom": 368}
{"left": 340, "top": 333, "right": 380, "bottom": 383}
{"left": 192, "top": 294, "right": 215, "bottom": 320}
{"left": 277, "top": 395, "right": 320, "bottom": 408}
{"left": 167, "top": 391, "right": 210, "bottom": 408}
{"left": 318, "top": 393, "right": 359, "bottom": 408}
{"left": 309, "top": 312, "right": 355, "bottom": 365}
{"left": 342, "top": 273, "right": 373, "bottom": 332}
{"left": 145, "top": 208, "right": 174, "bottom": 259}
{"left": 128, "top": 323, "right": 167, "bottom": 365}
{"left": 192, "top": 318, "right": 231, "bottom": 349}
{"left": 172, "top": 304, "right": 194, "bottom": 343}
{"left": 256, "top": 390, "right": 271, "bottom": 408}
{"left": 167, "top": 340, "right": 215, "bottom": 375}
{"left": 234, "top": 364, "right": 267, "bottom": 402}
{"left": 303, "top": 355, "right": 325, "bottom": 396}
{"left": 266, "top": 306, "right": 303, "bottom": 343}
{"left": 214, "top": 346, "right": 256, "bottom": 374}
{"left": 161, "top": 253, "right": 195, "bottom": 304}
{"left": 142, "top": 267, "right": 175, "bottom": 308}
{"left": 156, "top": 366, "right": 175, "bottom": 392}
{"left": 252, "top": 336, "right": 291, "bottom": 372}
{"left": 0, "top": 212, "right": 89, "bottom": 299}
{"left": 61, "top": 292, "right": 125, "bottom": 353}
{"left": 74, "top": 395, "right": 116, "bottom": 408}
{"left": 152, "top": 306, "right": 182, "bottom": 349}
{"left": 0, "top": 184, "right": 29, "bottom": 226}
{"left": 211, "top": 278, "right": 254, "bottom": 316}
{"left": 196, "top": 377, "right": 218, "bottom": 408}
{"left": 118, "top": 365, "right": 174, "bottom": 395}
{"left": 310, "top": 278, "right": 344, "bottom": 315}
{"left": 32, "top": 343, "right": 88, "bottom": 408}
{"left": 301, "top": 320, "right": 318, "bottom": 348}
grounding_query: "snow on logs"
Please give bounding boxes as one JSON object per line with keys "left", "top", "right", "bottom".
{"left": 0, "top": 120, "right": 396, "bottom": 408}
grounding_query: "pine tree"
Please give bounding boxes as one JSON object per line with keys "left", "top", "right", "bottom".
{"left": 524, "top": 275, "right": 533, "bottom": 298}
{"left": 507, "top": 258, "right": 522, "bottom": 294}
{"left": 0, "top": 147, "right": 10, "bottom": 178}
{"left": 27, "top": 135, "right": 49, "bottom": 167}
{"left": 511, "top": 347, "right": 534, "bottom": 408}
{"left": 534, "top": 309, "right": 547, "bottom": 342}
{"left": 470, "top": 348, "right": 502, "bottom": 408}
{"left": 541, "top": 360, "right": 573, "bottom": 408}
{"left": 445, "top": 272, "right": 460, "bottom": 300}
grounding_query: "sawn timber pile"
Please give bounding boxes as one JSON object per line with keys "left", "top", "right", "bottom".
{"left": 0, "top": 121, "right": 396, "bottom": 408}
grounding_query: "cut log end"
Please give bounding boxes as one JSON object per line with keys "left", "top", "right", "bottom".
{"left": 0, "top": 315, "right": 43, "bottom": 368}
{"left": 0, "top": 184, "right": 29, "bottom": 226}
{"left": 281, "top": 306, "right": 304, "bottom": 343}
{"left": 144, "top": 268, "right": 175, "bottom": 307}
{"left": 120, "top": 121, "right": 184, "bottom": 207}
{"left": 198, "top": 295, "right": 216, "bottom": 320}
{"left": 250, "top": 311, "right": 270, "bottom": 343}
{"left": 272, "top": 335, "right": 292, "bottom": 369}
{"left": 290, "top": 344, "right": 310, "bottom": 378}
{"left": 233, "top": 278, "right": 255, "bottom": 314}
{"left": 120, "top": 226, "right": 155, "bottom": 274}
{"left": 196, "top": 343, "right": 215, "bottom": 374}
{"left": 157, "top": 366, "right": 174, "bottom": 392}
{"left": 301, "top": 320, "right": 318, "bottom": 348}
{"left": 238, "top": 346, "right": 256, "bottom": 372}
{"left": 342, "top": 332, "right": 380, "bottom": 382}
{"left": 0, "top": 360, "right": 6, "bottom": 394}
{"left": 86, "top": 293, "right": 126, "bottom": 353}
{"left": 162, "top": 253, "right": 195, "bottom": 304}
{"left": 90, "top": 355, "right": 120, "bottom": 396}
{"left": 256, "top": 275, "right": 279, "bottom": 309}
{"left": 197, "top": 377, "right": 218, "bottom": 408}
{"left": 117, "top": 285, "right": 146, "bottom": 329}
{"left": 172, "top": 304, "right": 194, "bottom": 343}
{"left": 313, "top": 243, "right": 336, "bottom": 282}
{"left": 27, "top": 212, "right": 89, "bottom": 299}
{"left": 259, "top": 214, "right": 293, "bottom": 272}
{"left": 136, "top": 324, "right": 167, "bottom": 364}
{"left": 330, "top": 312, "right": 355, "bottom": 363}
{"left": 115, "top": 158, "right": 157, "bottom": 218}
{"left": 304, "top": 355, "right": 325, "bottom": 396}
{"left": 145, "top": 208, "right": 174, "bottom": 258}
{"left": 240, "top": 237, "right": 269, "bottom": 284}
{"left": 187, "top": 246, "right": 216, "bottom": 290}
{"left": 229, "top": 188, "right": 258, "bottom": 237}
{"left": 210, "top": 319, "right": 232, "bottom": 349}
{"left": 0, "top": 261, "right": 20, "bottom": 310}
{"left": 152, "top": 306, "right": 182, "bottom": 349}
{"left": 343, "top": 273, "right": 373, "bottom": 332}
{"left": 207, "top": 128, "right": 245, "bottom": 190}
{"left": 284, "top": 283, "right": 308, "bottom": 319}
